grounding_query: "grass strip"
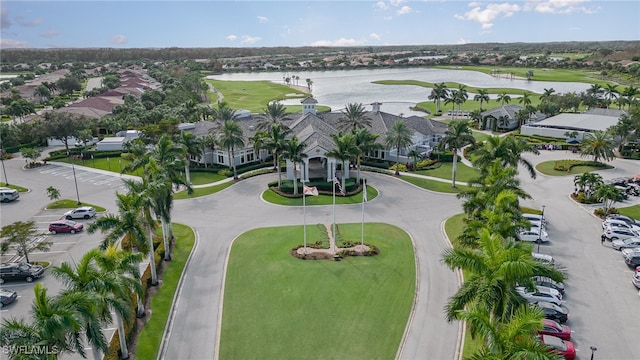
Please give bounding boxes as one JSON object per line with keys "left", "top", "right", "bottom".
{"left": 45, "top": 199, "right": 107, "bottom": 212}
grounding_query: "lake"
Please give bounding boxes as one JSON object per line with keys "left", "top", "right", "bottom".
{"left": 207, "top": 68, "right": 591, "bottom": 116}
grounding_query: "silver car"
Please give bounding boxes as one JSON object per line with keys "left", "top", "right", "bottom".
{"left": 516, "top": 286, "right": 562, "bottom": 306}
{"left": 611, "top": 238, "right": 640, "bottom": 250}
{"left": 63, "top": 206, "right": 96, "bottom": 220}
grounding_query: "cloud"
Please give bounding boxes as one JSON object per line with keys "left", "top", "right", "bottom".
{"left": 457, "top": 38, "right": 470, "bottom": 45}
{"left": 257, "top": 16, "right": 268, "bottom": 23}
{"left": 454, "top": 2, "right": 520, "bottom": 29}
{"left": 109, "top": 35, "right": 128, "bottom": 45}
{"left": 389, "top": 0, "right": 405, "bottom": 6}
{"left": 397, "top": 6, "right": 412, "bottom": 15}
{"left": 373, "top": 1, "right": 388, "bottom": 10}
{"left": 0, "top": 38, "right": 28, "bottom": 48}
{"left": 526, "top": 0, "right": 595, "bottom": 14}
{"left": 311, "top": 38, "right": 366, "bottom": 46}
{"left": 16, "top": 16, "right": 43, "bottom": 27}
{"left": 226, "top": 34, "right": 237, "bottom": 41}
{"left": 240, "top": 35, "right": 261, "bottom": 45}
{"left": 0, "top": 7, "right": 10, "bottom": 29}
{"left": 41, "top": 29, "right": 59, "bottom": 39}
{"left": 370, "top": 32, "right": 381, "bottom": 40}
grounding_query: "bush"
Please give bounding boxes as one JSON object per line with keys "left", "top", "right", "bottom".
{"left": 554, "top": 159, "right": 607, "bottom": 172}
{"left": 415, "top": 158, "right": 439, "bottom": 170}
{"left": 217, "top": 168, "right": 232, "bottom": 177}
{"left": 389, "top": 163, "right": 408, "bottom": 173}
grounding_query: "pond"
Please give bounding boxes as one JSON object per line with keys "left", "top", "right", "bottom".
{"left": 207, "top": 68, "right": 590, "bottom": 116}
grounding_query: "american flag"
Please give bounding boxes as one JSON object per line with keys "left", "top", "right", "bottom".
{"left": 334, "top": 176, "right": 345, "bottom": 196}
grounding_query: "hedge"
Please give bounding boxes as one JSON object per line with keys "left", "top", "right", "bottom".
{"left": 268, "top": 178, "right": 360, "bottom": 197}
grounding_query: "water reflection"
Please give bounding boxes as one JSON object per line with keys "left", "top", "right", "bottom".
{"left": 208, "top": 68, "right": 590, "bottom": 116}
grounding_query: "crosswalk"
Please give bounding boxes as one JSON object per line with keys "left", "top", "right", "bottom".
{"left": 38, "top": 166, "right": 128, "bottom": 190}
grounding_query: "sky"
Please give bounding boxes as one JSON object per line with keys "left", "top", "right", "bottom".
{"left": 1, "top": 0, "right": 638, "bottom": 49}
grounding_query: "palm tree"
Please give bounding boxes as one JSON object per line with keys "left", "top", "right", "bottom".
{"left": 257, "top": 101, "right": 290, "bottom": 131}
{"left": 281, "top": 136, "right": 307, "bottom": 195}
{"left": 587, "top": 83, "right": 604, "bottom": 99}
{"left": 442, "top": 228, "right": 564, "bottom": 322}
{"left": 216, "top": 118, "right": 245, "bottom": 180}
{"left": 539, "top": 88, "right": 556, "bottom": 102}
{"left": 444, "top": 90, "right": 458, "bottom": 119}
{"left": 518, "top": 92, "right": 532, "bottom": 107}
{"left": 472, "top": 136, "right": 540, "bottom": 179}
{"left": 621, "top": 85, "right": 638, "bottom": 110}
{"left": 175, "top": 131, "right": 201, "bottom": 185}
{"left": 438, "top": 120, "right": 475, "bottom": 187}
{"left": 353, "top": 128, "right": 382, "bottom": 183}
{"left": 0, "top": 284, "right": 98, "bottom": 359}
{"left": 455, "top": 84, "right": 468, "bottom": 112}
{"left": 384, "top": 120, "right": 413, "bottom": 176}
{"left": 429, "top": 83, "right": 449, "bottom": 114}
{"left": 338, "top": 102, "right": 371, "bottom": 132}
{"left": 580, "top": 131, "right": 615, "bottom": 163}
{"left": 263, "top": 122, "right": 291, "bottom": 189}
{"left": 306, "top": 78, "right": 313, "bottom": 92}
{"left": 199, "top": 134, "right": 217, "bottom": 168}
{"left": 473, "top": 89, "right": 490, "bottom": 111}
{"left": 497, "top": 92, "right": 511, "bottom": 106}
{"left": 604, "top": 84, "right": 619, "bottom": 108}
{"left": 326, "top": 132, "right": 358, "bottom": 191}
{"left": 595, "top": 184, "right": 622, "bottom": 215}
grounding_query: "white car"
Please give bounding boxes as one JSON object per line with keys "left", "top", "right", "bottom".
{"left": 603, "top": 227, "right": 639, "bottom": 241}
{"left": 532, "top": 252, "right": 554, "bottom": 265}
{"left": 63, "top": 206, "right": 96, "bottom": 220}
{"left": 602, "top": 219, "right": 640, "bottom": 231}
{"left": 516, "top": 286, "right": 562, "bottom": 306}
{"left": 523, "top": 213, "right": 546, "bottom": 225}
{"left": 517, "top": 229, "right": 550, "bottom": 243}
{"left": 611, "top": 238, "right": 640, "bottom": 251}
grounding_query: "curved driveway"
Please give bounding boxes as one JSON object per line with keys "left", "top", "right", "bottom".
{"left": 164, "top": 172, "right": 463, "bottom": 360}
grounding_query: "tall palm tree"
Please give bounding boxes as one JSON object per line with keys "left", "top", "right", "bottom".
{"left": 455, "top": 84, "right": 468, "bottom": 112}
{"left": 281, "top": 136, "right": 307, "bottom": 195}
{"left": 438, "top": 120, "right": 475, "bottom": 188}
{"left": 604, "top": 84, "right": 619, "bottom": 108}
{"left": 473, "top": 89, "right": 490, "bottom": 111}
{"left": 444, "top": 90, "right": 458, "bottom": 119}
{"left": 175, "top": 131, "right": 201, "bottom": 185}
{"left": 257, "top": 101, "right": 290, "bottom": 131}
{"left": 429, "top": 82, "right": 449, "bottom": 113}
{"left": 539, "top": 88, "right": 556, "bottom": 102}
{"left": 518, "top": 92, "right": 532, "bottom": 107}
{"left": 0, "top": 284, "right": 98, "bottom": 359}
{"left": 216, "top": 118, "right": 245, "bottom": 180}
{"left": 263, "top": 122, "right": 291, "bottom": 189}
{"left": 580, "top": 130, "right": 615, "bottom": 163}
{"left": 595, "top": 184, "right": 622, "bottom": 215}
{"left": 497, "top": 91, "right": 512, "bottom": 106}
{"left": 472, "top": 136, "right": 540, "bottom": 179}
{"left": 384, "top": 120, "right": 414, "bottom": 176}
{"left": 353, "top": 128, "right": 382, "bottom": 183}
{"left": 442, "top": 229, "right": 564, "bottom": 323}
{"left": 587, "top": 83, "right": 604, "bottom": 99}
{"left": 338, "top": 102, "right": 371, "bottom": 132}
{"left": 326, "top": 132, "right": 358, "bottom": 191}
{"left": 621, "top": 85, "right": 638, "bottom": 110}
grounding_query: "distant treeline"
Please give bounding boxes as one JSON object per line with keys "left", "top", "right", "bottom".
{"left": 2, "top": 41, "right": 637, "bottom": 64}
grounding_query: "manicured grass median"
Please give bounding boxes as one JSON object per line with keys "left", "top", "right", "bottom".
{"left": 535, "top": 160, "right": 614, "bottom": 176}
{"left": 208, "top": 80, "right": 309, "bottom": 113}
{"left": 133, "top": 223, "right": 195, "bottom": 360}
{"left": 219, "top": 223, "right": 415, "bottom": 360}
{"left": 45, "top": 199, "right": 107, "bottom": 212}
{"left": 617, "top": 205, "right": 640, "bottom": 220}
{"left": 262, "top": 185, "right": 377, "bottom": 205}
{"left": 173, "top": 181, "right": 235, "bottom": 200}
{"left": 0, "top": 182, "right": 28, "bottom": 192}
{"left": 401, "top": 176, "right": 472, "bottom": 193}
{"left": 414, "top": 162, "right": 480, "bottom": 183}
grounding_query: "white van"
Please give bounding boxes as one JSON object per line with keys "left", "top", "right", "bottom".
{"left": 0, "top": 188, "right": 19, "bottom": 202}
{"left": 532, "top": 252, "right": 554, "bottom": 265}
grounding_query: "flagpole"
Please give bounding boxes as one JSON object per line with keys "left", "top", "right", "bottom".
{"left": 361, "top": 178, "right": 366, "bottom": 246}
{"left": 332, "top": 163, "right": 336, "bottom": 252}
{"left": 303, "top": 179, "right": 307, "bottom": 253}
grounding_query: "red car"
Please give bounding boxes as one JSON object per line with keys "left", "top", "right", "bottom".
{"left": 541, "top": 334, "right": 576, "bottom": 360}
{"left": 49, "top": 220, "right": 84, "bottom": 234}
{"left": 539, "top": 319, "right": 571, "bottom": 341}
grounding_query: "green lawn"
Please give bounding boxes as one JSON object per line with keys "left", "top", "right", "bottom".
{"left": 400, "top": 176, "right": 473, "bottom": 193}
{"left": 133, "top": 223, "right": 195, "bottom": 360}
{"left": 616, "top": 205, "right": 640, "bottom": 220}
{"left": 219, "top": 223, "right": 415, "bottom": 360}
{"left": 208, "top": 80, "right": 309, "bottom": 113}
{"left": 45, "top": 199, "right": 107, "bottom": 212}
{"left": 261, "top": 185, "right": 377, "bottom": 205}
{"left": 0, "top": 183, "right": 28, "bottom": 192}
{"left": 413, "top": 162, "right": 480, "bottom": 183}
{"left": 535, "top": 161, "right": 614, "bottom": 176}
{"left": 188, "top": 171, "right": 227, "bottom": 185}
{"left": 56, "top": 156, "right": 143, "bottom": 177}
{"left": 173, "top": 181, "right": 235, "bottom": 200}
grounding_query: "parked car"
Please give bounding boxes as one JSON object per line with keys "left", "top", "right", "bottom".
{"left": 0, "top": 262, "right": 45, "bottom": 284}
{"left": 0, "top": 288, "right": 18, "bottom": 308}
{"left": 517, "top": 229, "right": 550, "bottom": 243}
{"left": 0, "top": 188, "right": 19, "bottom": 203}
{"left": 534, "top": 302, "right": 569, "bottom": 323}
{"left": 532, "top": 252, "right": 555, "bottom": 265}
{"left": 540, "top": 334, "right": 576, "bottom": 360}
{"left": 533, "top": 276, "right": 565, "bottom": 295}
{"left": 516, "top": 286, "right": 562, "bottom": 306}
{"left": 602, "top": 219, "right": 640, "bottom": 231}
{"left": 632, "top": 272, "right": 640, "bottom": 289}
{"left": 539, "top": 319, "right": 572, "bottom": 340}
{"left": 74, "top": 137, "right": 99, "bottom": 147}
{"left": 63, "top": 206, "right": 96, "bottom": 220}
{"left": 622, "top": 248, "right": 640, "bottom": 267}
{"left": 603, "top": 227, "right": 638, "bottom": 241}
{"left": 523, "top": 213, "right": 546, "bottom": 225}
{"left": 611, "top": 238, "right": 640, "bottom": 251}
{"left": 606, "top": 214, "right": 640, "bottom": 226}
{"left": 49, "top": 220, "right": 84, "bottom": 234}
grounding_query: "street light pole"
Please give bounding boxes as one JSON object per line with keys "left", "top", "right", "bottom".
{"left": 537, "top": 205, "right": 545, "bottom": 253}
{"left": 590, "top": 346, "right": 597, "bottom": 360}
{"left": 0, "top": 155, "right": 8, "bottom": 186}
{"left": 67, "top": 151, "right": 81, "bottom": 205}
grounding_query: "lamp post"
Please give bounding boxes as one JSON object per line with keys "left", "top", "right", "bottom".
{"left": 67, "top": 151, "right": 81, "bottom": 205}
{"left": 0, "top": 154, "right": 8, "bottom": 186}
{"left": 590, "top": 346, "right": 597, "bottom": 360}
{"left": 537, "top": 205, "right": 546, "bottom": 253}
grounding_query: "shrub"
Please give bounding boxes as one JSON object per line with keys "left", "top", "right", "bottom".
{"left": 217, "top": 168, "right": 232, "bottom": 177}
{"left": 415, "top": 159, "right": 439, "bottom": 170}
{"left": 389, "top": 163, "right": 408, "bottom": 173}
{"left": 554, "top": 159, "right": 607, "bottom": 172}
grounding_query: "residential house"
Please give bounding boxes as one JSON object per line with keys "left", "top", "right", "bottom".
{"left": 481, "top": 104, "right": 546, "bottom": 131}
